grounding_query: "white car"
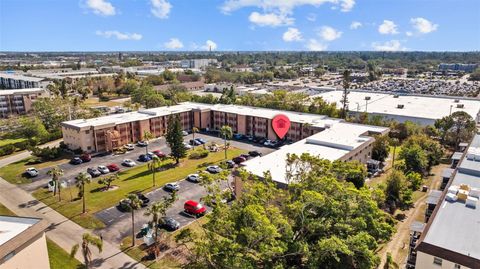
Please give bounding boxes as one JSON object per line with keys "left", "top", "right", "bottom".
{"left": 206, "top": 165, "right": 222, "bottom": 174}
{"left": 97, "top": 165, "right": 110, "bottom": 174}
{"left": 122, "top": 159, "right": 136, "bottom": 167}
{"left": 263, "top": 139, "right": 273, "bottom": 147}
{"left": 124, "top": 144, "right": 135, "bottom": 151}
{"left": 182, "top": 131, "right": 189, "bottom": 136}
{"left": 25, "top": 167, "right": 39, "bottom": 177}
{"left": 183, "top": 142, "right": 193, "bottom": 150}
{"left": 186, "top": 174, "right": 200, "bottom": 183}
{"left": 164, "top": 182, "right": 180, "bottom": 191}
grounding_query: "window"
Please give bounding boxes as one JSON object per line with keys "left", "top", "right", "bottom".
{"left": 87, "top": 146, "right": 92, "bottom": 150}
{"left": 454, "top": 264, "right": 461, "bottom": 269}
{"left": 433, "top": 257, "right": 442, "bottom": 266}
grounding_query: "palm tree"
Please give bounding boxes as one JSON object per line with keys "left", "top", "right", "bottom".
{"left": 144, "top": 192, "right": 177, "bottom": 253}
{"left": 127, "top": 194, "right": 142, "bottom": 247}
{"left": 76, "top": 172, "right": 92, "bottom": 214}
{"left": 220, "top": 125, "right": 233, "bottom": 160}
{"left": 70, "top": 233, "right": 103, "bottom": 269}
{"left": 47, "top": 166, "right": 64, "bottom": 201}
{"left": 143, "top": 130, "right": 154, "bottom": 154}
{"left": 191, "top": 126, "right": 199, "bottom": 149}
{"left": 341, "top": 69, "right": 351, "bottom": 119}
{"left": 148, "top": 155, "right": 161, "bottom": 187}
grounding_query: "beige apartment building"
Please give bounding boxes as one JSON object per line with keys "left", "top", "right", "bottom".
{"left": 0, "top": 88, "right": 49, "bottom": 118}
{"left": 0, "top": 216, "right": 50, "bottom": 269}
{"left": 61, "top": 102, "right": 343, "bottom": 153}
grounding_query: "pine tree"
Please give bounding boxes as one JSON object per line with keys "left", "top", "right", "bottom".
{"left": 166, "top": 114, "right": 187, "bottom": 164}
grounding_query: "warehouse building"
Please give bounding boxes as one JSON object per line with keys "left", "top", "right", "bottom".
{"left": 312, "top": 90, "right": 480, "bottom": 125}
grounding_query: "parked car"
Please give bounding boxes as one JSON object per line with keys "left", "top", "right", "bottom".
{"left": 137, "top": 141, "right": 148, "bottom": 147}
{"left": 122, "top": 159, "right": 136, "bottom": 167}
{"left": 136, "top": 193, "right": 150, "bottom": 206}
{"left": 87, "top": 167, "right": 101, "bottom": 177}
{"left": 186, "top": 174, "right": 201, "bottom": 183}
{"left": 248, "top": 150, "right": 262, "bottom": 157}
{"left": 152, "top": 150, "right": 166, "bottom": 158}
{"left": 232, "top": 156, "right": 247, "bottom": 164}
{"left": 124, "top": 144, "right": 135, "bottom": 151}
{"left": 98, "top": 165, "right": 110, "bottom": 174}
{"left": 240, "top": 154, "right": 250, "bottom": 160}
{"left": 225, "top": 160, "right": 235, "bottom": 168}
{"left": 80, "top": 153, "right": 91, "bottom": 162}
{"left": 195, "top": 138, "right": 207, "bottom": 144}
{"left": 246, "top": 135, "right": 254, "bottom": 141}
{"left": 117, "top": 198, "right": 132, "bottom": 212}
{"left": 182, "top": 131, "right": 189, "bottom": 136}
{"left": 138, "top": 154, "right": 152, "bottom": 162}
{"left": 70, "top": 157, "right": 83, "bottom": 165}
{"left": 107, "top": 163, "right": 120, "bottom": 172}
{"left": 146, "top": 152, "right": 156, "bottom": 159}
{"left": 189, "top": 139, "right": 202, "bottom": 146}
{"left": 25, "top": 167, "right": 39, "bottom": 177}
{"left": 206, "top": 165, "right": 222, "bottom": 174}
{"left": 159, "top": 217, "right": 180, "bottom": 231}
{"left": 263, "top": 140, "right": 274, "bottom": 147}
{"left": 164, "top": 182, "right": 180, "bottom": 192}
{"left": 184, "top": 200, "right": 207, "bottom": 217}
{"left": 183, "top": 142, "right": 193, "bottom": 150}
{"left": 233, "top": 133, "right": 244, "bottom": 140}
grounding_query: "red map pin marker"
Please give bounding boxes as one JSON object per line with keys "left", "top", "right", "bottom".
{"left": 272, "top": 114, "right": 291, "bottom": 139}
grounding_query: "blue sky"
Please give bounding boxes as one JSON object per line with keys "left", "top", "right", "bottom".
{"left": 1, "top": 0, "right": 479, "bottom": 51}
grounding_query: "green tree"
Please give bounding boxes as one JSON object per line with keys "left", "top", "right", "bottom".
{"left": 220, "top": 125, "right": 233, "bottom": 160}
{"left": 450, "top": 111, "right": 476, "bottom": 149}
{"left": 126, "top": 193, "right": 143, "bottom": 247}
{"left": 165, "top": 115, "right": 187, "bottom": 164}
{"left": 98, "top": 173, "right": 118, "bottom": 191}
{"left": 332, "top": 160, "right": 368, "bottom": 189}
{"left": 76, "top": 172, "right": 92, "bottom": 214}
{"left": 191, "top": 126, "right": 199, "bottom": 149}
{"left": 385, "top": 170, "right": 412, "bottom": 212}
{"left": 372, "top": 135, "right": 390, "bottom": 162}
{"left": 399, "top": 143, "right": 428, "bottom": 174}
{"left": 406, "top": 172, "right": 423, "bottom": 191}
{"left": 47, "top": 166, "right": 64, "bottom": 201}
{"left": 148, "top": 155, "right": 161, "bottom": 187}
{"left": 142, "top": 130, "right": 154, "bottom": 154}
{"left": 70, "top": 233, "right": 103, "bottom": 269}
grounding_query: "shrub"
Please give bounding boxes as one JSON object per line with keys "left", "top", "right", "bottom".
{"left": 31, "top": 146, "right": 63, "bottom": 161}
{"left": 0, "top": 144, "right": 16, "bottom": 156}
{"left": 189, "top": 148, "right": 209, "bottom": 159}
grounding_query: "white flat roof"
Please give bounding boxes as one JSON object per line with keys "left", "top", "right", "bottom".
{"left": 0, "top": 216, "right": 40, "bottom": 246}
{"left": 313, "top": 90, "right": 480, "bottom": 121}
{"left": 242, "top": 122, "right": 387, "bottom": 185}
{"left": 0, "top": 73, "right": 46, "bottom": 82}
{"left": 0, "top": 88, "right": 46, "bottom": 95}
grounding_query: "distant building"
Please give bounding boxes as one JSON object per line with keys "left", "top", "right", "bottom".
{"left": 231, "top": 65, "right": 253, "bottom": 72}
{"left": 180, "top": 59, "right": 217, "bottom": 69}
{"left": 154, "top": 81, "right": 205, "bottom": 92}
{"left": 0, "top": 73, "right": 50, "bottom": 89}
{"left": 438, "top": 63, "right": 478, "bottom": 73}
{"left": 0, "top": 88, "right": 49, "bottom": 118}
{"left": 0, "top": 216, "right": 50, "bottom": 269}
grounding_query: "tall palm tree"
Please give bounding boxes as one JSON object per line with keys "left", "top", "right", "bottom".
{"left": 148, "top": 155, "right": 161, "bottom": 187}
{"left": 143, "top": 130, "right": 154, "bottom": 154}
{"left": 191, "top": 126, "right": 199, "bottom": 149}
{"left": 47, "top": 166, "right": 64, "bottom": 201}
{"left": 144, "top": 192, "right": 177, "bottom": 252}
{"left": 70, "top": 233, "right": 103, "bottom": 269}
{"left": 76, "top": 172, "right": 92, "bottom": 214}
{"left": 127, "top": 194, "right": 142, "bottom": 247}
{"left": 341, "top": 69, "right": 351, "bottom": 119}
{"left": 220, "top": 125, "right": 233, "bottom": 160}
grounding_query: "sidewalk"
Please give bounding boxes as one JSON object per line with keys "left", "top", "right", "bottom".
{"left": 0, "top": 177, "right": 145, "bottom": 269}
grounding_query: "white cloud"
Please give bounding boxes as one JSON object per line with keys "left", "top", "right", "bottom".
{"left": 350, "top": 21, "right": 362, "bottom": 30}
{"left": 193, "top": 40, "right": 218, "bottom": 51}
{"left": 306, "top": 39, "right": 327, "bottom": 51}
{"left": 283, "top": 28, "right": 303, "bottom": 42}
{"left": 307, "top": 13, "right": 317, "bottom": 22}
{"left": 406, "top": 31, "right": 413, "bottom": 37}
{"left": 86, "top": 0, "right": 116, "bottom": 16}
{"left": 150, "top": 0, "right": 172, "bottom": 19}
{"left": 221, "top": 0, "right": 355, "bottom": 13}
{"left": 319, "top": 26, "right": 342, "bottom": 41}
{"left": 378, "top": 20, "right": 399, "bottom": 35}
{"left": 410, "top": 17, "right": 438, "bottom": 34}
{"left": 164, "top": 38, "right": 183, "bottom": 49}
{"left": 248, "top": 12, "right": 293, "bottom": 27}
{"left": 372, "top": 40, "right": 406, "bottom": 51}
{"left": 340, "top": 0, "right": 355, "bottom": 12}
{"left": 96, "top": 30, "right": 142, "bottom": 40}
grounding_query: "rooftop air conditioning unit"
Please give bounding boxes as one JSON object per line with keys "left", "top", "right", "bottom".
{"left": 365, "top": 96, "right": 371, "bottom": 100}
{"left": 457, "top": 104, "right": 465, "bottom": 108}
{"left": 454, "top": 99, "right": 460, "bottom": 103}
{"left": 397, "top": 104, "right": 404, "bottom": 109}
{"left": 393, "top": 94, "right": 399, "bottom": 98}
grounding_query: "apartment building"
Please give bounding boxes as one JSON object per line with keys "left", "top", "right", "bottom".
{"left": 411, "top": 134, "right": 480, "bottom": 269}
{"left": 61, "top": 102, "right": 350, "bottom": 153}
{"left": 0, "top": 88, "right": 49, "bottom": 118}
{"left": 0, "top": 216, "right": 50, "bottom": 269}
{"left": 0, "top": 73, "right": 50, "bottom": 89}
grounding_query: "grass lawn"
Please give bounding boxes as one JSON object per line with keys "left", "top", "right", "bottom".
{"left": 0, "top": 137, "right": 27, "bottom": 147}
{"left": 120, "top": 218, "right": 208, "bottom": 269}
{"left": 47, "top": 239, "right": 84, "bottom": 269}
{"left": 0, "top": 203, "right": 15, "bottom": 216}
{"left": 84, "top": 97, "right": 127, "bottom": 108}
{"left": 0, "top": 153, "right": 72, "bottom": 184}
{"left": 32, "top": 148, "right": 244, "bottom": 229}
